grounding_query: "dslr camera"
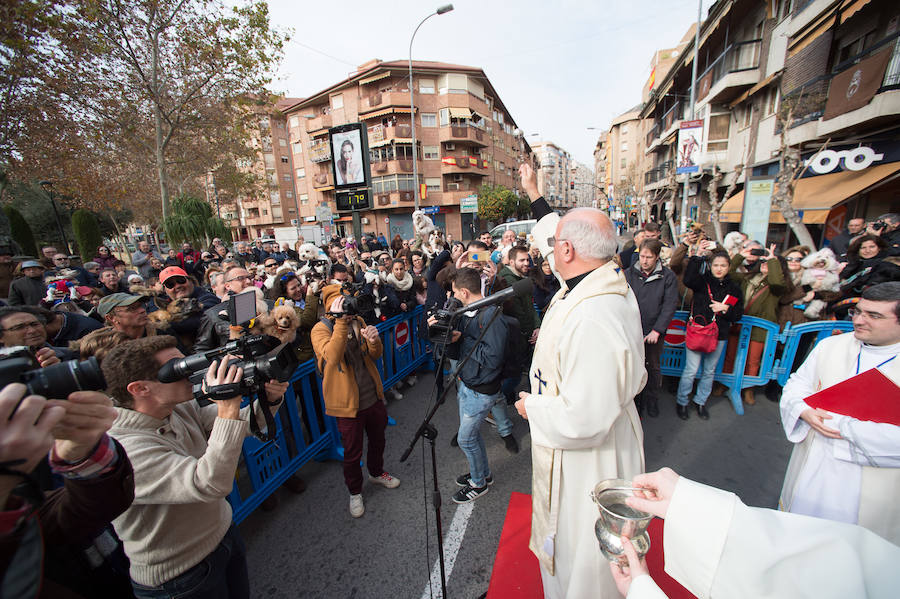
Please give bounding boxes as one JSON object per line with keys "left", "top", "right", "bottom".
{"left": 334, "top": 281, "right": 375, "bottom": 316}
{"left": 426, "top": 297, "right": 463, "bottom": 344}
{"left": 157, "top": 334, "right": 298, "bottom": 401}
{"left": 0, "top": 346, "right": 106, "bottom": 398}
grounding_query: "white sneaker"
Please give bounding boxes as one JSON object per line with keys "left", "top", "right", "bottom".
{"left": 405, "top": 375, "right": 418, "bottom": 387}
{"left": 349, "top": 493, "right": 365, "bottom": 518}
{"left": 369, "top": 472, "right": 400, "bottom": 489}
{"left": 388, "top": 388, "right": 404, "bottom": 401}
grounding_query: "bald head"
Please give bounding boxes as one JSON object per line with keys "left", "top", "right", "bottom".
{"left": 553, "top": 208, "right": 618, "bottom": 278}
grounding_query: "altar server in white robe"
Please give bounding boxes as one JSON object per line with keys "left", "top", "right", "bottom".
{"left": 779, "top": 282, "right": 900, "bottom": 544}
{"left": 515, "top": 163, "right": 647, "bottom": 599}
{"left": 608, "top": 468, "right": 900, "bottom": 599}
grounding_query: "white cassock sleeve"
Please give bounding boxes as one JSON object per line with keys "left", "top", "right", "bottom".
{"left": 525, "top": 311, "right": 642, "bottom": 450}
{"left": 831, "top": 415, "right": 900, "bottom": 467}
{"left": 627, "top": 574, "right": 669, "bottom": 599}
{"left": 662, "top": 478, "right": 900, "bottom": 599}
{"left": 779, "top": 343, "right": 822, "bottom": 443}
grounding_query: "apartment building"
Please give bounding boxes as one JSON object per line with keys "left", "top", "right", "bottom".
{"left": 639, "top": 0, "right": 900, "bottom": 245}
{"left": 205, "top": 97, "right": 304, "bottom": 241}
{"left": 569, "top": 161, "right": 596, "bottom": 208}
{"left": 532, "top": 141, "right": 573, "bottom": 210}
{"left": 606, "top": 106, "right": 650, "bottom": 224}
{"left": 593, "top": 130, "right": 609, "bottom": 209}
{"left": 280, "top": 59, "right": 526, "bottom": 241}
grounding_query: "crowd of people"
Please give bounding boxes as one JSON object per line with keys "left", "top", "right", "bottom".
{"left": 1, "top": 174, "right": 898, "bottom": 597}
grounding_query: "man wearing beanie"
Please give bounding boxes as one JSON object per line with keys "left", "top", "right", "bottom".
{"left": 311, "top": 284, "right": 400, "bottom": 518}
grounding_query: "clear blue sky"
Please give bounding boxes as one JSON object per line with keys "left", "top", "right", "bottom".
{"left": 267, "top": 0, "right": 713, "bottom": 166}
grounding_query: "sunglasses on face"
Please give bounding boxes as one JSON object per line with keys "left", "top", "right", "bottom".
{"left": 785, "top": 257, "right": 803, "bottom": 263}
{"left": 265, "top": 263, "right": 278, "bottom": 268}
{"left": 226, "top": 274, "right": 251, "bottom": 283}
{"left": 163, "top": 276, "right": 188, "bottom": 288}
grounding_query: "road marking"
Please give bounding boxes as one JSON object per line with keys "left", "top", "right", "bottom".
{"left": 420, "top": 502, "right": 475, "bottom": 599}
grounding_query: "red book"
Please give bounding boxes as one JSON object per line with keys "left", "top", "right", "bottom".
{"left": 804, "top": 368, "right": 900, "bottom": 426}
{"left": 723, "top": 294, "right": 738, "bottom": 307}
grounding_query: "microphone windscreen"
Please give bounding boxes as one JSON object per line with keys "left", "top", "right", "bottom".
{"left": 512, "top": 277, "right": 534, "bottom": 296}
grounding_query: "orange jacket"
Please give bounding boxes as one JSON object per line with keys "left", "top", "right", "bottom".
{"left": 311, "top": 315, "right": 384, "bottom": 418}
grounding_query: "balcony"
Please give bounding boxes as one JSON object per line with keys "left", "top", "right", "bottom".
{"left": 372, "top": 190, "right": 416, "bottom": 207}
{"left": 646, "top": 101, "right": 682, "bottom": 153}
{"left": 370, "top": 159, "right": 414, "bottom": 176}
{"left": 362, "top": 91, "right": 411, "bottom": 111}
{"left": 305, "top": 114, "right": 332, "bottom": 134}
{"left": 783, "top": 35, "right": 900, "bottom": 144}
{"left": 438, "top": 124, "right": 488, "bottom": 146}
{"left": 441, "top": 155, "right": 490, "bottom": 175}
{"left": 697, "top": 40, "right": 762, "bottom": 107}
{"left": 643, "top": 161, "right": 673, "bottom": 191}
{"left": 308, "top": 140, "right": 331, "bottom": 163}
{"left": 311, "top": 172, "right": 333, "bottom": 189}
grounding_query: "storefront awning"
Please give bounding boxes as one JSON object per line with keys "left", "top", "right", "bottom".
{"left": 358, "top": 71, "right": 391, "bottom": 85}
{"left": 719, "top": 162, "right": 900, "bottom": 224}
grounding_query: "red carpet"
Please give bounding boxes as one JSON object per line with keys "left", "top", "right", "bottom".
{"left": 487, "top": 492, "right": 696, "bottom": 599}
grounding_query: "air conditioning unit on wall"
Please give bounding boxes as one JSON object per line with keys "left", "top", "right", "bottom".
{"left": 361, "top": 217, "right": 369, "bottom": 224}
{"left": 452, "top": 174, "right": 464, "bottom": 182}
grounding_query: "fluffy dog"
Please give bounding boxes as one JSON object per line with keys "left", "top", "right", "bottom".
{"left": 297, "top": 242, "right": 331, "bottom": 284}
{"left": 799, "top": 247, "right": 841, "bottom": 319}
{"left": 259, "top": 303, "right": 302, "bottom": 345}
{"left": 412, "top": 209, "right": 436, "bottom": 240}
{"left": 147, "top": 297, "right": 202, "bottom": 326}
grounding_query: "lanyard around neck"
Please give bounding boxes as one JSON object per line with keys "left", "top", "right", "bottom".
{"left": 855, "top": 350, "right": 897, "bottom": 375}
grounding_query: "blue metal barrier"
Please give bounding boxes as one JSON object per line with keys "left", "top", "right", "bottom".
{"left": 660, "top": 310, "right": 853, "bottom": 416}
{"left": 228, "top": 307, "right": 429, "bottom": 523}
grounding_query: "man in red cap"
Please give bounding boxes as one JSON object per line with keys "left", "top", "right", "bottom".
{"left": 154, "top": 267, "right": 219, "bottom": 351}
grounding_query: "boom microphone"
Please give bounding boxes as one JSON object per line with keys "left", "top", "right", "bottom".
{"left": 451, "top": 277, "right": 533, "bottom": 316}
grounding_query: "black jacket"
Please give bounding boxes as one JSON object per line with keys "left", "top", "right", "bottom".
{"left": 8, "top": 276, "right": 45, "bottom": 306}
{"left": 453, "top": 305, "right": 507, "bottom": 392}
{"left": 623, "top": 261, "right": 679, "bottom": 337}
{"left": 683, "top": 256, "right": 744, "bottom": 340}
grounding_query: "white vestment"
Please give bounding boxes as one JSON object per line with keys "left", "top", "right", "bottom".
{"left": 525, "top": 261, "right": 647, "bottom": 599}
{"left": 779, "top": 333, "right": 900, "bottom": 544}
{"left": 627, "top": 477, "right": 900, "bottom": 599}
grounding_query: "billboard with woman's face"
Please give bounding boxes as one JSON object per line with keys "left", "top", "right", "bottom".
{"left": 330, "top": 123, "right": 369, "bottom": 189}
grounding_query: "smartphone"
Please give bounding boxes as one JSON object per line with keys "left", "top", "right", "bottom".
{"left": 467, "top": 250, "right": 490, "bottom": 263}
{"left": 705, "top": 241, "right": 717, "bottom": 249}
{"left": 750, "top": 248, "right": 767, "bottom": 257}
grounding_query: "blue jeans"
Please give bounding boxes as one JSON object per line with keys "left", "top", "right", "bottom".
{"left": 676, "top": 340, "right": 727, "bottom": 407}
{"left": 450, "top": 359, "right": 513, "bottom": 438}
{"left": 132, "top": 525, "right": 249, "bottom": 599}
{"left": 457, "top": 381, "right": 502, "bottom": 487}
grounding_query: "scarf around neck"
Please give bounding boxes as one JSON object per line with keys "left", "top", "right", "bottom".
{"left": 386, "top": 271, "right": 413, "bottom": 291}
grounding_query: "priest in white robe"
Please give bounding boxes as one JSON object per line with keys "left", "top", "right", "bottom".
{"left": 514, "top": 164, "right": 646, "bottom": 599}
{"left": 609, "top": 468, "right": 900, "bottom": 599}
{"left": 779, "top": 282, "right": 900, "bottom": 544}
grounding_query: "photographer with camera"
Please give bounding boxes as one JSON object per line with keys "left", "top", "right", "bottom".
{"left": 429, "top": 267, "right": 508, "bottom": 504}
{"left": 0, "top": 307, "right": 75, "bottom": 364}
{"left": 101, "top": 335, "right": 289, "bottom": 598}
{"left": 311, "top": 284, "right": 400, "bottom": 518}
{"left": 0, "top": 381, "right": 135, "bottom": 598}
{"left": 194, "top": 266, "right": 268, "bottom": 353}
{"left": 867, "top": 213, "right": 900, "bottom": 256}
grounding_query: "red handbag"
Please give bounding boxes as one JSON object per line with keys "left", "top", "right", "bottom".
{"left": 685, "top": 284, "right": 719, "bottom": 353}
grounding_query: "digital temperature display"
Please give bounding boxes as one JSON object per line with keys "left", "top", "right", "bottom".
{"left": 335, "top": 189, "right": 370, "bottom": 211}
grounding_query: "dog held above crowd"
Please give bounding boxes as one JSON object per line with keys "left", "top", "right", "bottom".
{"left": 2, "top": 202, "right": 900, "bottom": 598}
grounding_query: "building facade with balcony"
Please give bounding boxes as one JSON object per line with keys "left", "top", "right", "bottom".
{"left": 281, "top": 59, "right": 526, "bottom": 241}
{"left": 532, "top": 141, "right": 573, "bottom": 210}
{"left": 605, "top": 106, "right": 651, "bottom": 226}
{"left": 569, "top": 161, "right": 596, "bottom": 208}
{"left": 641, "top": 0, "right": 900, "bottom": 246}
{"left": 593, "top": 130, "right": 609, "bottom": 209}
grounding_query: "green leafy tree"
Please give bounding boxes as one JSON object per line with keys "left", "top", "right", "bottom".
{"left": 71, "top": 209, "right": 102, "bottom": 262}
{"left": 163, "top": 194, "right": 230, "bottom": 248}
{"left": 2, "top": 205, "right": 37, "bottom": 256}
{"left": 477, "top": 184, "right": 521, "bottom": 224}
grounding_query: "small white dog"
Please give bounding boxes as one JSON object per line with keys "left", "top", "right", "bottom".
{"left": 799, "top": 247, "right": 841, "bottom": 319}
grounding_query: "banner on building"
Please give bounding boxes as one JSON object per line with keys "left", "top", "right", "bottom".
{"left": 697, "top": 70, "right": 714, "bottom": 101}
{"left": 741, "top": 178, "right": 774, "bottom": 245}
{"left": 823, "top": 46, "right": 893, "bottom": 121}
{"left": 676, "top": 120, "right": 703, "bottom": 174}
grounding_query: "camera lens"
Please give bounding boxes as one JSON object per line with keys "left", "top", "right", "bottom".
{"left": 24, "top": 357, "right": 107, "bottom": 398}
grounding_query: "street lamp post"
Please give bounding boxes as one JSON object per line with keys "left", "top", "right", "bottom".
{"left": 409, "top": 4, "right": 454, "bottom": 212}
{"left": 39, "top": 181, "right": 71, "bottom": 255}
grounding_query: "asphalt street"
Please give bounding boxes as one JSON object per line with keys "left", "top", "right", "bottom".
{"left": 240, "top": 373, "right": 793, "bottom": 599}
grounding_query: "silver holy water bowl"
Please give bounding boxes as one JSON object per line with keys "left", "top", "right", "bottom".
{"left": 590, "top": 478, "right": 653, "bottom": 564}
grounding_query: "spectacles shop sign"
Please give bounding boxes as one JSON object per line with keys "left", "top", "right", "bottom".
{"left": 801, "top": 141, "right": 899, "bottom": 176}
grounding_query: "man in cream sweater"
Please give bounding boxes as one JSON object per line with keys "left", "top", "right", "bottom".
{"left": 101, "top": 335, "right": 288, "bottom": 599}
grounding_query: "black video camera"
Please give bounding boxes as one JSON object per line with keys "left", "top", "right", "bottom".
{"left": 426, "top": 297, "right": 463, "bottom": 344}
{"left": 0, "top": 346, "right": 106, "bottom": 398}
{"left": 873, "top": 220, "right": 887, "bottom": 231}
{"left": 336, "top": 281, "right": 375, "bottom": 316}
{"left": 157, "top": 334, "right": 298, "bottom": 401}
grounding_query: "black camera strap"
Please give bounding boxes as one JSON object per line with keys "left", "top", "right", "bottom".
{"left": 247, "top": 387, "right": 279, "bottom": 443}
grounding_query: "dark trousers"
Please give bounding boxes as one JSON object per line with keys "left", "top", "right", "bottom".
{"left": 131, "top": 525, "right": 248, "bottom": 599}
{"left": 637, "top": 341, "right": 662, "bottom": 406}
{"left": 336, "top": 400, "right": 388, "bottom": 494}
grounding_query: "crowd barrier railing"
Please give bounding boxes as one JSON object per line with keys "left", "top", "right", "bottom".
{"left": 228, "top": 306, "right": 430, "bottom": 523}
{"left": 661, "top": 310, "right": 853, "bottom": 415}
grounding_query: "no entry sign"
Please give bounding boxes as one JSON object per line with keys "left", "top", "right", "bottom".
{"left": 395, "top": 321, "right": 409, "bottom": 347}
{"left": 665, "top": 317, "right": 686, "bottom": 346}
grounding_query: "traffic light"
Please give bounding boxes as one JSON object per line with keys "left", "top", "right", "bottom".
{"left": 569, "top": 181, "right": 575, "bottom": 190}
